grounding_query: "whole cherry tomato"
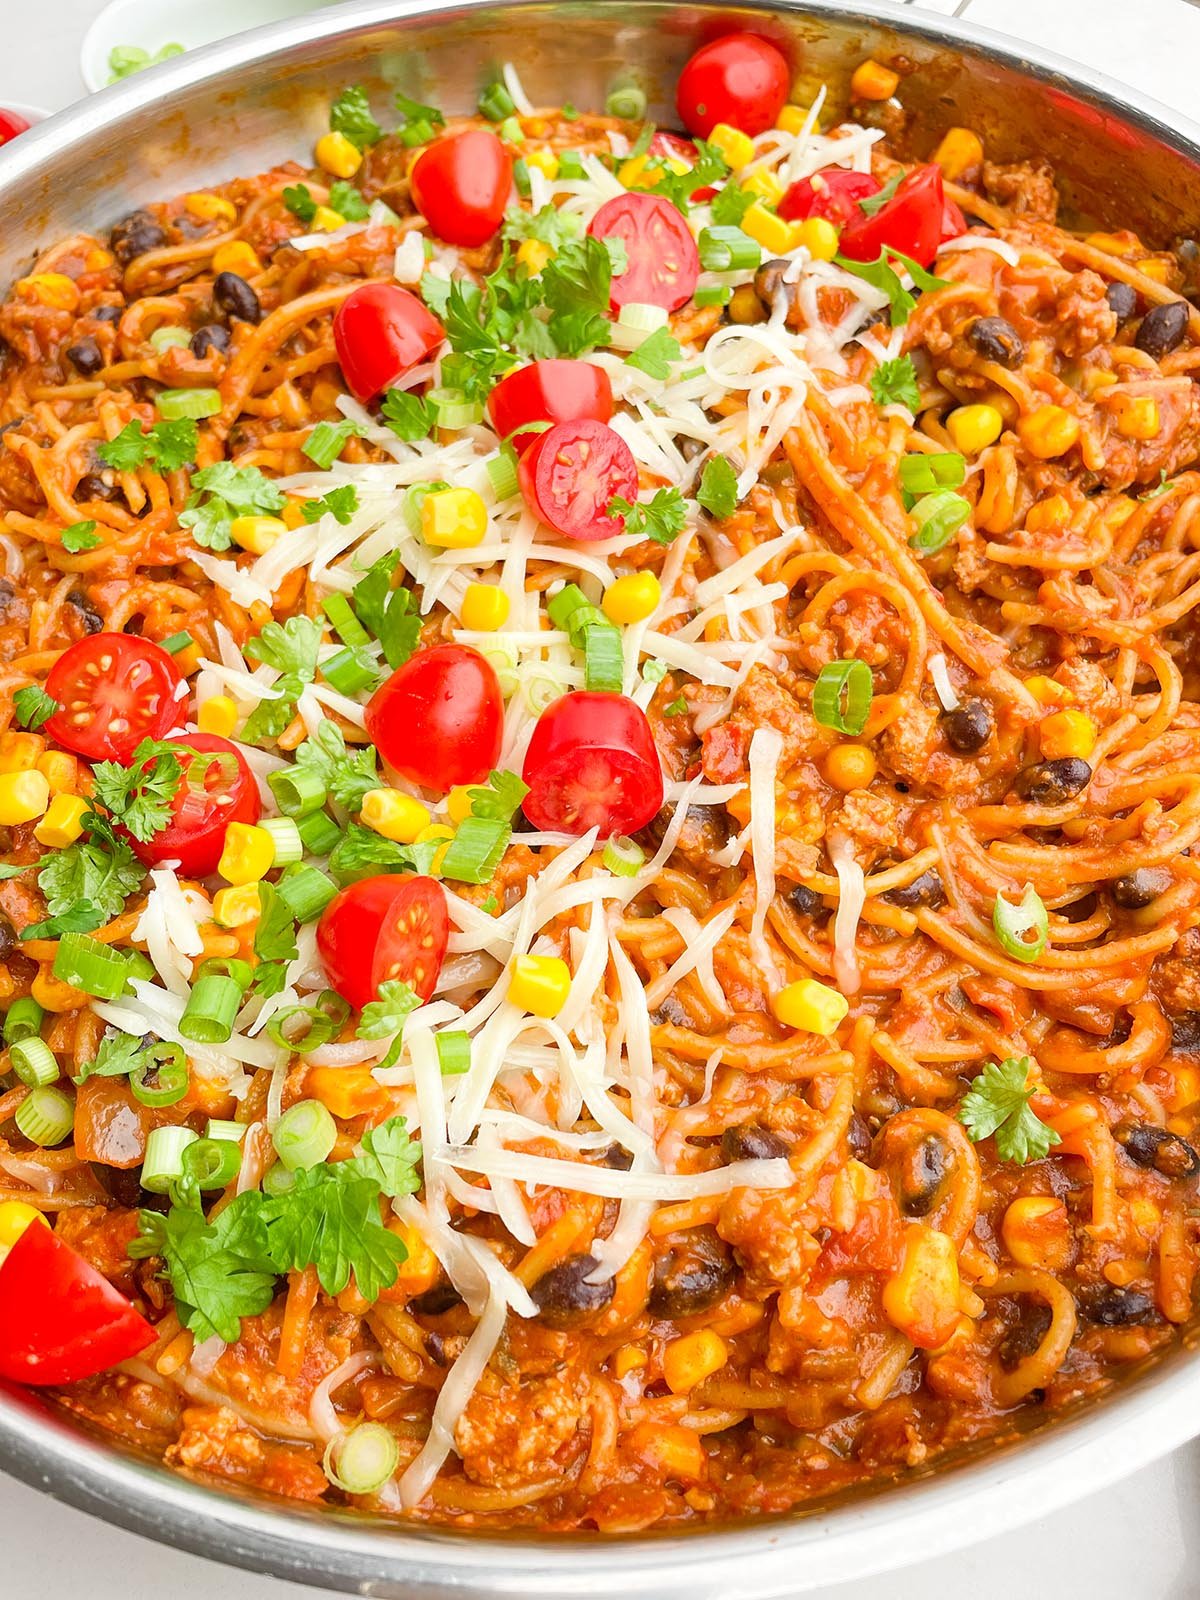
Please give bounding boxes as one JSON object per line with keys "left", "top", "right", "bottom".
{"left": 521, "top": 691, "right": 664, "bottom": 838}
{"left": 43, "top": 633, "right": 184, "bottom": 765}
{"left": 317, "top": 874, "right": 449, "bottom": 1010}
{"left": 518, "top": 420, "right": 638, "bottom": 542}
{"left": 676, "top": 33, "right": 790, "bottom": 139}
{"left": 487, "top": 360, "right": 613, "bottom": 454}
{"left": 129, "top": 733, "right": 260, "bottom": 876}
{"left": 411, "top": 129, "right": 513, "bottom": 248}
{"left": 588, "top": 192, "right": 700, "bottom": 312}
{"left": 779, "top": 167, "right": 882, "bottom": 227}
{"left": 333, "top": 282, "right": 444, "bottom": 403}
{"left": 838, "top": 164, "right": 950, "bottom": 269}
{"left": 365, "top": 643, "right": 503, "bottom": 790}
{"left": 0, "top": 109, "right": 31, "bottom": 149}
{"left": 0, "top": 1219, "right": 154, "bottom": 1385}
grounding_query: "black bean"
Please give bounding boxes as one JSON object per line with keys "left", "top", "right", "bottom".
{"left": 1059, "top": 890, "right": 1098, "bottom": 924}
{"left": 998, "top": 1302, "right": 1052, "bottom": 1370}
{"left": 789, "top": 882, "right": 824, "bottom": 917}
{"left": 407, "top": 1283, "right": 463, "bottom": 1316}
{"left": 897, "top": 1135, "right": 947, "bottom": 1216}
{"left": 0, "top": 578, "right": 14, "bottom": 613}
{"left": 941, "top": 698, "right": 993, "bottom": 753}
{"left": 92, "top": 303, "right": 123, "bottom": 325}
{"left": 1111, "top": 867, "right": 1171, "bottom": 909}
{"left": 599, "top": 1143, "right": 634, "bottom": 1170}
{"left": 882, "top": 869, "right": 945, "bottom": 909}
{"left": 110, "top": 209, "right": 169, "bottom": 265}
{"left": 65, "top": 337, "right": 104, "bottom": 376}
{"left": 649, "top": 1227, "right": 735, "bottom": 1319}
{"left": 846, "top": 1111, "right": 872, "bottom": 1159}
{"left": 753, "top": 258, "right": 799, "bottom": 320}
{"left": 650, "top": 994, "right": 689, "bottom": 1027}
{"left": 1170, "top": 1013, "right": 1200, "bottom": 1054}
{"left": 213, "top": 271, "right": 262, "bottom": 324}
{"left": 1105, "top": 281, "right": 1137, "bottom": 324}
{"left": 1115, "top": 1121, "right": 1200, "bottom": 1180}
{"left": 1077, "top": 1285, "right": 1158, "bottom": 1326}
{"left": 721, "top": 1122, "right": 790, "bottom": 1163}
{"left": 190, "top": 323, "right": 231, "bottom": 358}
{"left": 1015, "top": 757, "right": 1091, "bottom": 804}
{"left": 967, "top": 315, "right": 1025, "bottom": 368}
{"left": 1135, "top": 301, "right": 1188, "bottom": 360}
{"left": 0, "top": 912, "right": 14, "bottom": 961}
{"left": 67, "top": 590, "right": 104, "bottom": 634}
{"left": 76, "top": 471, "right": 122, "bottom": 504}
{"left": 530, "top": 1254, "right": 615, "bottom": 1327}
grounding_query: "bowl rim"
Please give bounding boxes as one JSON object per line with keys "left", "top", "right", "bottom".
{"left": 4, "top": 0, "right": 1200, "bottom": 1592}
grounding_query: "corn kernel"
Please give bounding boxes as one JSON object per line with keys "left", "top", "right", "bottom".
{"left": 603, "top": 570, "right": 661, "bottom": 625}
{"left": 197, "top": 694, "right": 240, "bottom": 737}
{"left": 1001, "top": 1195, "right": 1071, "bottom": 1272}
{"left": 33, "top": 793, "right": 88, "bottom": 848}
{"left": 0, "top": 770, "right": 50, "bottom": 826}
{"left": 0, "top": 732, "right": 46, "bottom": 773}
{"left": 946, "top": 403, "right": 1004, "bottom": 455}
{"left": 36, "top": 751, "right": 77, "bottom": 795}
{"left": 1025, "top": 494, "right": 1072, "bottom": 535}
{"left": 313, "top": 205, "right": 346, "bottom": 233}
{"left": 1018, "top": 404, "right": 1080, "bottom": 460}
{"left": 212, "top": 883, "right": 262, "bottom": 928}
{"left": 1113, "top": 394, "right": 1160, "bottom": 440}
{"left": 824, "top": 743, "right": 877, "bottom": 792}
{"left": 422, "top": 486, "right": 488, "bottom": 548}
{"left": 932, "top": 127, "right": 983, "bottom": 181}
{"left": 0, "top": 1199, "right": 49, "bottom": 1254}
{"left": 1024, "top": 674, "right": 1067, "bottom": 707}
{"left": 281, "top": 498, "right": 308, "bottom": 531}
{"left": 1139, "top": 258, "right": 1172, "bottom": 284}
{"left": 389, "top": 1219, "right": 441, "bottom": 1295}
{"left": 882, "top": 1224, "right": 961, "bottom": 1349}
{"left": 212, "top": 241, "right": 262, "bottom": 278}
{"left": 516, "top": 238, "right": 553, "bottom": 274}
{"left": 446, "top": 785, "right": 475, "bottom": 825}
{"left": 707, "top": 123, "right": 755, "bottom": 171}
{"left": 508, "top": 953, "right": 571, "bottom": 1017}
{"left": 1039, "top": 707, "right": 1097, "bottom": 761}
{"left": 776, "top": 105, "right": 810, "bottom": 137}
{"left": 793, "top": 216, "right": 839, "bottom": 261}
{"left": 315, "top": 130, "right": 363, "bottom": 179}
{"left": 85, "top": 247, "right": 115, "bottom": 272}
{"left": 185, "top": 192, "right": 237, "bottom": 224}
{"left": 613, "top": 1343, "right": 647, "bottom": 1379}
{"left": 851, "top": 59, "right": 900, "bottom": 101}
{"left": 218, "top": 821, "right": 275, "bottom": 884}
{"left": 742, "top": 168, "right": 785, "bottom": 207}
{"left": 663, "top": 1330, "right": 728, "bottom": 1394}
{"left": 18, "top": 273, "right": 79, "bottom": 311}
{"left": 461, "top": 582, "right": 511, "bottom": 632}
{"left": 525, "top": 147, "right": 559, "bottom": 181}
{"left": 1086, "top": 231, "right": 1139, "bottom": 257}
{"left": 415, "top": 823, "right": 454, "bottom": 846}
{"left": 771, "top": 977, "right": 849, "bottom": 1036}
{"left": 230, "top": 515, "right": 286, "bottom": 555}
{"left": 628, "top": 1421, "right": 705, "bottom": 1482}
{"left": 1082, "top": 368, "right": 1118, "bottom": 396}
{"left": 618, "top": 153, "right": 658, "bottom": 188}
{"left": 743, "top": 202, "right": 801, "bottom": 255}
{"left": 362, "top": 788, "right": 431, "bottom": 844}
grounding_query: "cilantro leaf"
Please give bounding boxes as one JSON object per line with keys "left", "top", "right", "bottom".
{"left": 394, "top": 90, "right": 444, "bottom": 131}
{"left": 303, "top": 418, "right": 366, "bottom": 470}
{"left": 710, "top": 183, "right": 756, "bottom": 227}
{"left": 74, "top": 1030, "right": 145, "bottom": 1084}
{"left": 697, "top": 454, "right": 739, "bottom": 520}
{"left": 241, "top": 616, "right": 321, "bottom": 744}
{"left": 283, "top": 183, "right": 317, "bottom": 224}
{"left": 61, "top": 519, "right": 101, "bottom": 553}
{"left": 301, "top": 485, "right": 359, "bottom": 525}
{"left": 502, "top": 204, "right": 583, "bottom": 250}
{"left": 625, "top": 326, "right": 681, "bottom": 380}
{"left": 91, "top": 738, "right": 183, "bottom": 842}
{"left": 131, "top": 1195, "right": 277, "bottom": 1345}
{"left": 253, "top": 881, "right": 298, "bottom": 984}
{"left": 467, "top": 769, "right": 529, "bottom": 822}
{"left": 14, "top": 684, "right": 60, "bottom": 730}
{"left": 610, "top": 486, "right": 688, "bottom": 547}
{"left": 293, "top": 722, "right": 378, "bottom": 812}
{"left": 98, "top": 418, "right": 199, "bottom": 473}
{"left": 358, "top": 978, "right": 421, "bottom": 1069}
{"left": 261, "top": 1168, "right": 405, "bottom": 1300}
{"left": 858, "top": 170, "right": 903, "bottom": 218}
{"left": 19, "top": 903, "right": 107, "bottom": 940}
{"left": 380, "top": 388, "right": 434, "bottom": 442}
{"left": 37, "top": 827, "right": 145, "bottom": 920}
{"left": 329, "top": 86, "right": 382, "bottom": 151}
{"left": 354, "top": 1115, "right": 423, "bottom": 1198}
{"left": 958, "top": 1056, "right": 1061, "bottom": 1165}
{"left": 328, "top": 821, "right": 417, "bottom": 883}
{"left": 180, "top": 462, "right": 286, "bottom": 552}
{"left": 328, "top": 181, "right": 370, "bottom": 221}
{"left": 647, "top": 140, "right": 730, "bottom": 213}
{"left": 664, "top": 695, "right": 689, "bottom": 716}
{"left": 836, "top": 248, "right": 950, "bottom": 327}
{"left": 1140, "top": 470, "right": 1175, "bottom": 501}
{"left": 870, "top": 354, "right": 920, "bottom": 410}
{"left": 351, "top": 551, "right": 421, "bottom": 670}
{"left": 539, "top": 235, "right": 616, "bottom": 356}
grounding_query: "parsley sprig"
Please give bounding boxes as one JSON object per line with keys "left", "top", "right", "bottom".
{"left": 958, "top": 1056, "right": 1061, "bottom": 1164}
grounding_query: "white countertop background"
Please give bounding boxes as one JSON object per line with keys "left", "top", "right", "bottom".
{"left": 4, "top": 1, "right": 1200, "bottom": 1595}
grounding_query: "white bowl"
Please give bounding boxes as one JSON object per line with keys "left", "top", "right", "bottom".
{"left": 80, "top": 0, "right": 335, "bottom": 94}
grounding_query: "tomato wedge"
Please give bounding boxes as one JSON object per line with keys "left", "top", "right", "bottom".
{"left": 333, "top": 282, "right": 444, "bottom": 403}
{"left": 521, "top": 691, "right": 664, "bottom": 838}
{"left": 518, "top": 419, "right": 639, "bottom": 542}
{"left": 44, "top": 633, "right": 184, "bottom": 764}
{"left": 365, "top": 643, "right": 503, "bottom": 791}
{"left": 779, "top": 167, "right": 882, "bottom": 227}
{"left": 129, "top": 733, "right": 260, "bottom": 876}
{"left": 0, "top": 1220, "right": 154, "bottom": 1385}
{"left": 676, "top": 33, "right": 790, "bottom": 139}
{"left": 0, "top": 109, "right": 31, "bottom": 148}
{"left": 487, "top": 360, "right": 613, "bottom": 454}
{"left": 317, "top": 874, "right": 449, "bottom": 1010}
{"left": 411, "top": 129, "right": 513, "bottom": 248}
{"left": 838, "top": 164, "right": 950, "bottom": 269}
{"left": 588, "top": 193, "right": 700, "bottom": 313}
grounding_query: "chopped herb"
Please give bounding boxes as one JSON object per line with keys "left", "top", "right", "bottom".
{"left": 74, "top": 1030, "right": 144, "bottom": 1084}
{"left": 609, "top": 486, "right": 688, "bottom": 546}
{"left": 466, "top": 769, "right": 529, "bottom": 822}
{"left": 480, "top": 893, "right": 500, "bottom": 915}
{"left": 352, "top": 550, "right": 420, "bottom": 670}
{"left": 61, "top": 519, "right": 101, "bottom": 553}
{"left": 283, "top": 184, "right": 318, "bottom": 225}
{"left": 381, "top": 388, "right": 435, "bottom": 442}
{"left": 13, "top": 685, "right": 60, "bottom": 731}
{"left": 858, "top": 170, "right": 903, "bottom": 217}
{"left": 357, "top": 979, "right": 421, "bottom": 1069}
{"left": 1140, "top": 469, "right": 1175, "bottom": 501}
{"left": 710, "top": 182, "right": 757, "bottom": 227}
{"left": 301, "top": 485, "right": 359, "bottom": 525}
{"left": 664, "top": 695, "right": 689, "bottom": 716}
{"left": 98, "top": 417, "right": 199, "bottom": 473}
{"left": 180, "top": 462, "right": 286, "bottom": 553}
{"left": 329, "top": 86, "right": 383, "bottom": 151}
{"left": 241, "top": 616, "right": 321, "bottom": 744}
{"left": 303, "top": 418, "right": 367, "bottom": 470}
{"left": 502, "top": 204, "right": 583, "bottom": 251}
{"left": 19, "top": 904, "right": 107, "bottom": 941}
{"left": 697, "top": 454, "right": 739, "bottom": 519}
{"left": 37, "top": 823, "right": 145, "bottom": 923}
{"left": 328, "top": 181, "right": 370, "bottom": 221}
{"left": 624, "top": 325, "right": 681, "bottom": 380}
{"left": 958, "top": 1056, "right": 1061, "bottom": 1165}
{"left": 293, "top": 723, "right": 378, "bottom": 812}
{"left": 870, "top": 354, "right": 921, "bottom": 410}
{"left": 647, "top": 140, "right": 729, "bottom": 213}
{"left": 91, "top": 737, "right": 184, "bottom": 842}
{"left": 835, "top": 248, "right": 950, "bottom": 327}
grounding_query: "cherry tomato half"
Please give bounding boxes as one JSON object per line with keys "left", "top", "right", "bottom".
{"left": 487, "top": 359, "right": 614, "bottom": 454}
{"left": 518, "top": 419, "right": 638, "bottom": 542}
{"left": 779, "top": 167, "right": 882, "bottom": 227}
{"left": 588, "top": 192, "right": 700, "bottom": 313}
{"left": 0, "top": 1221, "right": 154, "bottom": 1385}
{"left": 129, "top": 733, "right": 260, "bottom": 876}
{"left": 0, "top": 109, "right": 31, "bottom": 149}
{"left": 333, "top": 282, "right": 445, "bottom": 403}
{"left": 838, "top": 164, "right": 949, "bottom": 269}
{"left": 411, "top": 129, "right": 513, "bottom": 249}
{"left": 317, "top": 874, "right": 449, "bottom": 1010}
{"left": 365, "top": 643, "right": 503, "bottom": 791}
{"left": 44, "top": 633, "right": 183, "bottom": 765}
{"left": 521, "top": 691, "right": 664, "bottom": 838}
{"left": 676, "top": 33, "right": 790, "bottom": 139}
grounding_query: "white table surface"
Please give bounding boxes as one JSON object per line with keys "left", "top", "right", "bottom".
{"left": 4, "top": 2, "right": 1200, "bottom": 1596}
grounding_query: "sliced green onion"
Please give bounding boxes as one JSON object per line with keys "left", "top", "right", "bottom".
{"left": 694, "top": 284, "right": 733, "bottom": 307}
{"left": 276, "top": 864, "right": 338, "bottom": 923}
{"left": 478, "top": 81, "right": 516, "bottom": 122}
{"left": 439, "top": 817, "right": 511, "bottom": 884}
{"left": 606, "top": 82, "right": 647, "bottom": 120}
{"left": 53, "top": 934, "right": 135, "bottom": 1001}
{"left": 497, "top": 115, "right": 523, "bottom": 144}
{"left": 149, "top": 325, "right": 191, "bottom": 353}
{"left": 141, "top": 1125, "right": 198, "bottom": 1193}
{"left": 398, "top": 117, "right": 437, "bottom": 148}
{"left": 812, "top": 660, "right": 874, "bottom": 736}
{"left": 428, "top": 387, "right": 483, "bottom": 430}
{"left": 486, "top": 448, "right": 519, "bottom": 502}
{"left": 899, "top": 451, "right": 965, "bottom": 499}
{"left": 261, "top": 1160, "right": 296, "bottom": 1197}
{"left": 297, "top": 809, "right": 342, "bottom": 856}
{"left": 273, "top": 1098, "right": 337, "bottom": 1171}
{"left": 4, "top": 997, "right": 44, "bottom": 1047}
{"left": 519, "top": 662, "right": 566, "bottom": 715}
{"left": 15, "top": 1085, "right": 74, "bottom": 1148}
{"left": 610, "top": 301, "right": 669, "bottom": 352}
{"left": 180, "top": 957, "right": 252, "bottom": 1045}
{"left": 205, "top": 1118, "right": 247, "bottom": 1142}
{"left": 993, "top": 885, "right": 1048, "bottom": 964}
{"left": 602, "top": 835, "right": 645, "bottom": 877}
{"left": 435, "top": 1030, "right": 471, "bottom": 1076}
{"left": 478, "top": 638, "right": 519, "bottom": 698}
{"left": 909, "top": 490, "right": 971, "bottom": 554}
{"left": 547, "top": 582, "right": 591, "bottom": 633}
{"left": 401, "top": 480, "right": 450, "bottom": 537}
{"left": 125, "top": 950, "right": 156, "bottom": 985}
{"left": 698, "top": 227, "right": 761, "bottom": 273}
{"left": 9, "top": 1036, "right": 58, "bottom": 1088}
{"left": 323, "top": 1421, "right": 400, "bottom": 1495}
{"left": 584, "top": 624, "right": 624, "bottom": 692}
{"left": 182, "top": 1136, "right": 243, "bottom": 1190}
{"left": 322, "top": 592, "right": 369, "bottom": 648}
{"left": 558, "top": 150, "right": 586, "bottom": 180}
{"left": 156, "top": 387, "right": 221, "bottom": 421}
{"left": 160, "top": 630, "right": 194, "bottom": 655}
{"left": 266, "top": 990, "right": 348, "bottom": 1053}
{"left": 129, "top": 1042, "right": 189, "bottom": 1108}
{"left": 268, "top": 765, "right": 327, "bottom": 819}
{"left": 321, "top": 646, "right": 381, "bottom": 697}
{"left": 260, "top": 816, "right": 303, "bottom": 866}
{"left": 512, "top": 158, "right": 531, "bottom": 199}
